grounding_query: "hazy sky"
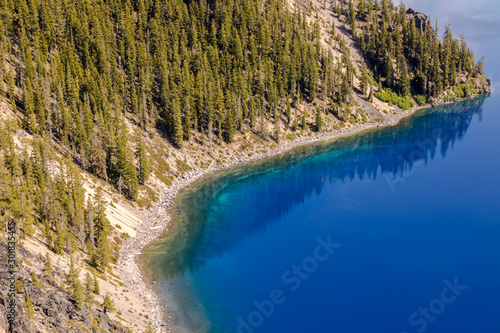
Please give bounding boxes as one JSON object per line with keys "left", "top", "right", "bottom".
{"left": 401, "top": 0, "right": 500, "bottom": 81}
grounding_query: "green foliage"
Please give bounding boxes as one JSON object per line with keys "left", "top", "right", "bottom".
{"left": 0, "top": 3, "right": 488, "bottom": 315}
{"left": 453, "top": 83, "right": 472, "bottom": 99}
{"left": 102, "top": 293, "right": 115, "bottom": 313}
{"left": 74, "top": 280, "right": 84, "bottom": 308}
{"left": 84, "top": 273, "right": 95, "bottom": 307}
{"left": 136, "top": 139, "right": 150, "bottom": 185}
{"left": 145, "top": 322, "right": 155, "bottom": 333}
{"left": 53, "top": 229, "right": 65, "bottom": 255}
{"left": 32, "top": 272, "right": 39, "bottom": 287}
{"left": 171, "top": 98, "right": 184, "bottom": 148}
{"left": 315, "top": 108, "right": 324, "bottom": 132}
{"left": 414, "top": 95, "right": 427, "bottom": 106}
{"left": 88, "top": 188, "right": 111, "bottom": 270}
{"left": 15, "top": 280, "right": 24, "bottom": 293}
{"left": 175, "top": 159, "right": 192, "bottom": 173}
{"left": 66, "top": 256, "right": 81, "bottom": 289}
{"left": 374, "top": 89, "right": 414, "bottom": 111}
{"left": 362, "top": 1, "right": 483, "bottom": 98}
{"left": 42, "top": 254, "right": 55, "bottom": 284}
{"left": 93, "top": 277, "right": 100, "bottom": 295}
{"left": 0, "top": 0, "right": 328, "bottom": 157}
{"left": 24, "top": 294, "right": 35, "bottom": 318}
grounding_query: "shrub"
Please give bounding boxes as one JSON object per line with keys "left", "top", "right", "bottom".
{"left": 414, "top": 95, "right": 427, "bottom": 106}
{"left": 453, "top": 83, "right": 472, "bottom": 99}
{"left": 374, "top": 89, "right": 414, "bottom": 110}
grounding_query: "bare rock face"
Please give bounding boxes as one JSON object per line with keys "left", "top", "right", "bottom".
{"left": 406, "top": 8, "right": 428, "bottom": 30}
{"left": 0, "top": 242, "right": 125, "bottom": 332}
{"left": 0, "top": 311, "right": 7, "bottom": 333}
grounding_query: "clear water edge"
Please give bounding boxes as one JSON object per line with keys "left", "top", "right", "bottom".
{"left": 141, "top": 93, "right": 500, "bottom": 333}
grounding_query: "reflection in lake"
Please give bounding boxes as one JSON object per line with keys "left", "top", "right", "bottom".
{"left": 144, "top": 95, "right": 486, "bottom": 281}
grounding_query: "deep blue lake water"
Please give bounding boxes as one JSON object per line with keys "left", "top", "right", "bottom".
{"left": 144, "top": 93, "right": 500, "bottom": 333}
{"left": 143, "top": 2, "right": 500, "bottom": 332}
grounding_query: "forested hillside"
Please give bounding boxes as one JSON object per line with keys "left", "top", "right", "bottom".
{"left": 0, "top": 0, "right": 489, "bottom": 189}
{"left": 355, "top": 2, "right": 487, "bottom": 105}
{"left": 0, "top": 0, "right": 490, "bottom": 331}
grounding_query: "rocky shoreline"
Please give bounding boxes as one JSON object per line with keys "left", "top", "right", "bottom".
{"left": 116, "top": 94, "right": 487, "bottom": 332}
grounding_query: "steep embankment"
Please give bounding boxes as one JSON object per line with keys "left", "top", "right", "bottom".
{"left": 0, "top": 0, "right": 490, "bottom": 332}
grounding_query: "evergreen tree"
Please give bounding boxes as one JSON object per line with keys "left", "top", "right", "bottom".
{"left": 222, "top": 92, "right": 235, "bottom": 143}
{"left": 171, "top": 97, "right": 184, "bottom": 148}
{"left": 102, "top": 293, "right": 115, "bottom": 313}
{"left": 136, "top": 139, "right": 150, "bottom": 184}
{"left": 24, "top": 294, "right": 35, "bottom": 318}
{"left": 32, "top": 272, "right": 39, "bottom": 287}
{"left": 93, "top": 276, "right": 100, "bottom": 295}
{"left": 274, "top": 107, "right": 281, "bottom": 143}
{"left": 89, "top": 134, "right": 107, "bottom": 180}
{"left": 315, "top": 108, "right": 324, "bottom": 132}
{"left": 74, "top": 280, "right": 84, "bottom": 308}
{"left": 53, "top": 228, "right": 65, "bottom": 254}
{"left": 66, "top": 256, "right": 80, "bottom": 289}
{"left": 42, "top": 254, "right": 55, "bottom": 284}
{"left": 350, "top": 0, "right": 357, "bottom": 34}
{"left": 91, "top": 188, "right": 111, "bottom": 269}
{"left": 360, "top": 64, "right": 369, "bottom": 96}
{"left": 84, "top": 273, "right": 94, "bottom": 307}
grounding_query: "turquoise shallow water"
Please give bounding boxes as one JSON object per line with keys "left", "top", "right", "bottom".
{"left": 143, "top": 93, "right": 500, "bottom": 333}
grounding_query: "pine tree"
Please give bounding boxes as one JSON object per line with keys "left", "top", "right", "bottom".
{"left": 74, "top": 280, "right": 84, "bottom": 308}
{"left": 349, "top": 0, "right": 357, "bottom": 34}
{"left": 91, "top": 188, "right": 111, "bottom": 269}
{"left": 259, "top": 102, "right": 268, "bottom": 140}
{"left": 24, "top": 294, "right": 35, "bottom": 318}
{"left": 102, "top": 293, "right": 115, "bottom": 313}
{"left": 360, "top": 64, "right": 369, "bottom": 96}
{"left": 285, "top": 99, "right": 292, "bottom": 127}
{"left": 222, "top": 92, "right": 235, "bottom": 143}
{"left": 42, "top": 254, "right": 55, "bottom": 284}
{"left": 136, "top": 138, "right": 150, "bottom": 184}
{"left": 53, "top": 228, "right": 65, "bottom": 254}
{"left": 93, "top": 276, "right": 100, "bottom": 295}
{"left": 89, "top": 134, "right": 107, "bottom": 180}
{"left": 84, "top": 273, "right": 94, "bottom": 307}
{"left": 32, "top": 272, "right": 39, "bottom": 287}
{"left": 66, "top": 256, "right": 80, "bottom": 289}
{"left": 171, "top": 97, "right": 183, "bottom": 148}
{"left": 274, "top": 107, "right": 281, "bottom": 143}
{"left": 315, "top": 108, "right": 324, "bottom": 132}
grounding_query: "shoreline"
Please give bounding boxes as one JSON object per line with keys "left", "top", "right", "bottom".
{"left": 116, "top": 95, "right": 486, "bottom": 332}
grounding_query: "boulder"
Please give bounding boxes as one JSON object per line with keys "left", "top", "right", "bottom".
{"left": 406, "top": 8, "right": 428, "bottom": 30}
{"left": 46, "top": 307, "right": 58, "bottom": 318}
{"left": 97, "top": 310, "right": 110, "bottom": 329}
